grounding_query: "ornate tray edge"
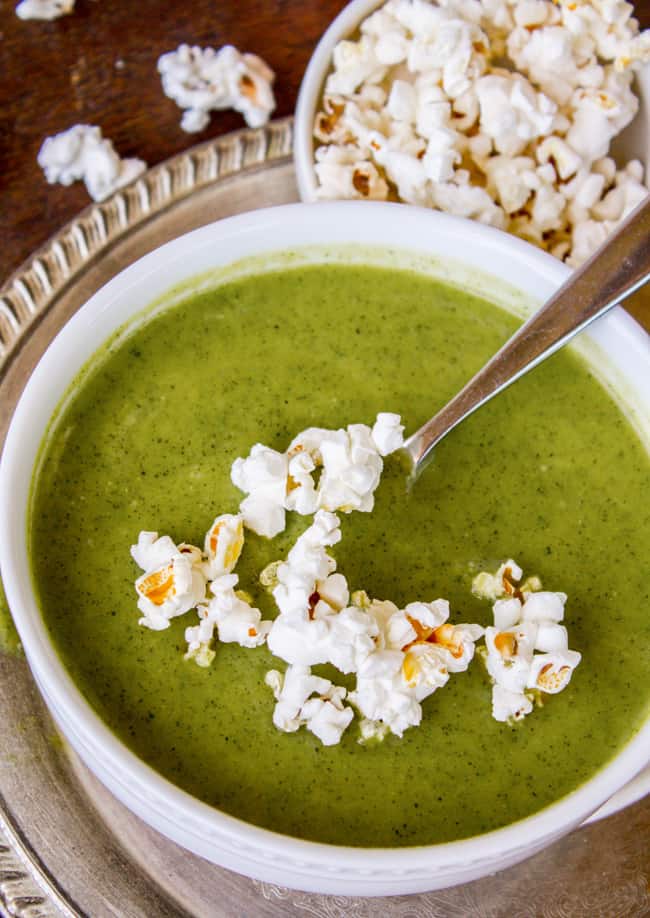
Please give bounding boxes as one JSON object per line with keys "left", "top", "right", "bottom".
{"left": 0, "top": 794, "right": 78, "bottom": 918}
{"left": 0, "top": 116, "right": 294, "bottom": 918}
{"left": 0, "top": 116, "right": 294, "bottom": 379}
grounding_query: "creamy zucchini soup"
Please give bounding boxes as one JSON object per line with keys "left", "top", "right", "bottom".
{"left": 30, "top": 260, "right": 649, "bottom": 847}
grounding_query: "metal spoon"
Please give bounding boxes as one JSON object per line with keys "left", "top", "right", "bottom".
{"left": 403, "top": 194, "right": 650, "bottom": 483}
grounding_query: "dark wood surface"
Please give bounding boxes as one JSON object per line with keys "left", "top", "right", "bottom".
{"left": 0, "top": 0, "right": 648, "bottom": 324}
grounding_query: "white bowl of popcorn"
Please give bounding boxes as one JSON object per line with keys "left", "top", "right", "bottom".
{"left": 294, "top": 0, "right": 650, "bottom": 268}
{"left": 1, "top": 202, "right": 649, "bottom": 896}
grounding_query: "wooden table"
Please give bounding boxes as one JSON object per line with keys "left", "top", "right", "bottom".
{"left": 0, "top": 0, "right": 648, "bottom": 329}
{"left": 0, "top": 0, "right": 344, "bottom": 280}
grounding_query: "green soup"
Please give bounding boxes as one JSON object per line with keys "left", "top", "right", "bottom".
{"left": 30, "top": 262, "right": 650, "bottom": 847}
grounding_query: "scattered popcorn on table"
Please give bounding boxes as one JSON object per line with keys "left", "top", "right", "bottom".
{"left": 312, "top": 0, "right": 650, "bottom": 266}
{"left": 231, "top": 412, "right": 405, "bottom": 537}
{"left": 158, "top": 44, "right": 276, "bottom": 133}
{"left": 15, "top": 0, "right": 74, "bottom": 20}
{"left": 37, "top": 125, "right": 146, "bottom": 202}
{"left": 474, "top": 560, "right": 581, "bottom": 722}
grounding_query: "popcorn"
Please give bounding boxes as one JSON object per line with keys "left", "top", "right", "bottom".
{"left": 556, "top": 0, "right": 650, "bottom": 71}
{"left": 290, "top": 423, "right": 383, "bottom": 513}
{"left": 326, "top": 36, "right": 387, "bottom": 95}
{"left": 312, "top": 0, "right": 650, "bottom": 267}
{"left": 475, "top": 73, "right": 558, "bottom": 157}
{"left": 566, "top": 78, "right": 638, "bottom": 162}
{"left": 231, "top": 444, "right": 288, "bottom": 538}
{"left": 485, "top": 622, "right": 539, "bottom": 693}
{"left": 131, "top": 532, "right": 207, "bottom": 631}
{"left": 184, "top": 572, "right": 271, "bottom": 665}
{"left": 527, "top": 650, "right": 582, "bottom": 693}
{"left": 472, "top": 559, "right": 524, "bottom": 601}
{"left": 348, "top": 593, "right": 483, "bottom": 737}
{"left": 536, "top": 136, "right": 582, "bottom": 180}
{"left": 323, "top": 605, "right": 379, "bottom": 673}
{"left": 158, "top": 44, "right": 275, "bottom": 133}
{"left": 37, "top": 125, "right": 146, "bottom": 202}
{"left": 260, "top": 509, "right": 484, "bottom": 742}
{"left": 131, "top": 423, "right": 582, "bottom": 743}
{"left": 232, "top": 414, "right": 405, "bottom": 536}
{"left": 265, "top": 665, "right": 354, "bottom": 745}
{"left": 266, "top": 511, "right": 354, "bottom": 666}
{"left": 432, "top": 174, "right": 507, "bottom": 228}
{"left": 203, "top": 513, "right": 244, "bottom": 579}
{"left": 520, "top": 590, "right": 568, "bottom": 623}
{"left": 475, "top": 560, "right": 581, "bottom": 722}
{"left": 15, "top": 0, "right": 74, "bottom": 19}
{"left": 350, "top": 668, "right": 424, "bottom": 737}
{"left": 507, "top": 26, "right": 590, "bottom": 107}
{"left": 492, "top": 684, "right": 534, "bottom": 722}
{"left": 314, "top": 145, "right": 390, "bottom": 200}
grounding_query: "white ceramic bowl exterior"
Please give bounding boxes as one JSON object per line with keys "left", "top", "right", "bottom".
{"left": 1, "top": 202, "right": 649, "bottom": 896}
{"left": 295, "top": 0, "right": 382, "bottom": 201}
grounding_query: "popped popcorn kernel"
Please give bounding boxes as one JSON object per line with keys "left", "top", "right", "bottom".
{"left": 131, "top": 531, "right": 207, "bottom": 631}
{"left": 203, "top": 513, "right": 244, "bottom": 579}
{"left": 265, "top": 664, "right": 354, "bottom": 746}
{"left": 232, "top": 414, "right": 405, "bottom": 534}
{"left": 158, "top": 43, "right": 275, "bottom": 133}
{"left": 16, "top": 0, "right": 74, "bottom": 20}
{"left": 37, "top": 125, "right": 146, "bottom": 203}
{"left": 472, "top": 558, "right": 524, "bottom": 600}
{"left": 475, "top": 560, "right": 581, "bottom": 721}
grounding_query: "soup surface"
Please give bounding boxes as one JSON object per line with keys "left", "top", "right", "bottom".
{"left": 30, "top": 262, "right": 650, "bottom": 846}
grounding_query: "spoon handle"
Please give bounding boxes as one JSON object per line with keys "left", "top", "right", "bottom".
{"left": 405, "top": 194, "right": 650, "bottom": 477}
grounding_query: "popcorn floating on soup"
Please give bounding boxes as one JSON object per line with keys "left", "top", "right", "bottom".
{"left": 348, "top": 595, "right": 483, "bottom": 738}
{"left": 15, "top": 0, "right": 74, "bottom": 19}
{"left": 131, "top": 532, "right": 207, "bottom": 631}
{"left": 264, "top": 519, "right": 483, "bottom": 742}
{"left": 264, "top": 511, "right": 360, "bottom": 668}
{"left": 231, "top": 412, "right": 405, "bottom": 536}
{"left": 473, "top": 560, "right": 581, "bottom": 722}
{"left": 158, "top": 44, "right": 276, "bottom": 133}
{"left": 37, "top": 125, "right": 146, "bottom": 202}
{"left": 265, "top": 665, "right": 354, "bottom": 746}
{"left": 129, "top": 417, "right": 581, "bottom": 745}
{"left": 184, "top": 573, "right": 272, "bottom": 667}
{"left": 312, "top": 0, "right": 650, "bottom": 266}
{"left": 202, "top": 513, "right": 245, "bottom": 580}
{"left": 231, "top": 444, "right": 289, "bottom": 538}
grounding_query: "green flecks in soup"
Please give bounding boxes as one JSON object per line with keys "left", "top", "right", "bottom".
{"left": 30, "top": 263, "right": 650, "bottom": 847}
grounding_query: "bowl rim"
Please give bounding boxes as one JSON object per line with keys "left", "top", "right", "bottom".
{"left": 1, "top": 200, "right": 649, "bottom": 883}
{"left": 294, "top": 0, "right": 385, "bottom": 201}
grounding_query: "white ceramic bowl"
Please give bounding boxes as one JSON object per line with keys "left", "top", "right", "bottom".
{"left": 293, "top": 0, "right": 650, "bottom": 203}
{"left": 1, "top": 202, "right": 649, "bottom": 897}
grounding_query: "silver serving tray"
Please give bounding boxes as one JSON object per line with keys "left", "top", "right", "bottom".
{"left": 1, "top": 118, "right": 649, "bottom": 917}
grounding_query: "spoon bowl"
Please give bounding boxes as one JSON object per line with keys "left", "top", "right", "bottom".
{"left": 404, "top": 195, "right": 650, "bottom": 481}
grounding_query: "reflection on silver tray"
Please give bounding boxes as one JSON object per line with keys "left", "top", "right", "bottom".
{"left": 1, "top": 117, "right": 649, "bottom": 917}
